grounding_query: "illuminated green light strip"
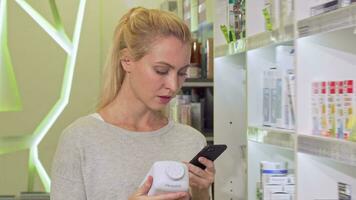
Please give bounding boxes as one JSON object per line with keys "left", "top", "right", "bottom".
{"left": 31, "top": 0, "right": 87, "bottom": 146}
{"left": 0, "top": 0, "right": 22, "bottom": 112}
{"left": 14, "top": 0, "right": 73, "bottom": 54}
{"left": 0, "top": 0, "right": 86, "bottom": 192}
{"left": 29, "top": 146, "right": 51, "bottom": 192}
{"left": 28, "top": 0, "right": 87, "bottom": 192}
{"left": 49, "top": 0, "right": 71, "bottom": 44}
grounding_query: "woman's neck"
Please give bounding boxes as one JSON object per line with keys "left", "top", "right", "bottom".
{"left": 98, "top": 88, "right": 168, "bottom": 132}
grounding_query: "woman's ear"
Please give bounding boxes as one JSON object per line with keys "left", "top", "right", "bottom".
{"left": 120, "top": 48, "right": 133, "bottom": 73}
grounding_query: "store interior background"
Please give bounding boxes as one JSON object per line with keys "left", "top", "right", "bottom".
{"left": 3, "top": 0, "right": 356, "bottom": 199}
{"left": 0, "top": 0, "right": 170, "bottom": 195}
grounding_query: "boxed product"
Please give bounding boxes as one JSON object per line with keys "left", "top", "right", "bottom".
{"left": 336, "top": 81, "right": 345, "bottom": 139}
{"left": 270, "top": 193, "right": 293, "bottom": 200}
{"left": 344, "top": 80, "right": 356, "bottom": 141}
{"left": 263, "top": 185, "right": 284, "bottom": 200}
{"left": 312, "top": 82, "right": 321, "bottom": 135}
{"left": 275, "top": 46, "right": 295, "bottom": 130}
{"left": 260, "top": 161, "right": 288, "bottom": 184}
{"left": 320, "top": 81, "right": 329, "bottom": 136}
{"left": 327, "top": 81, "right": 337, "bottom": 137}
{"left": 310, "top": 0, "right": 339, "bottom": 16}
{"left": 264, "top": 175, "right": 294, "bottom": 185}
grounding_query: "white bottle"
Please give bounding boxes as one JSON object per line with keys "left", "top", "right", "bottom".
{"left": 141, "top": 161, "right": 189, "bottom": 196}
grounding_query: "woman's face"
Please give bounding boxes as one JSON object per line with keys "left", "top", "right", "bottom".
{"left": 126, "top": 36, "right": 191, "bottom": 111}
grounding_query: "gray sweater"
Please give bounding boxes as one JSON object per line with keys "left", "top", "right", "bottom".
{"left": 50, "top": 114, "right": 206, "bottom": 200}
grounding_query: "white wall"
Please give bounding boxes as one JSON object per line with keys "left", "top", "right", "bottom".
{"left": 0, "top": 0, "right": 164, "bottom": 195}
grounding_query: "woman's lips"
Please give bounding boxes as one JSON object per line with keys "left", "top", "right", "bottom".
{"left": 158, "top": 96, "right": 171, "bottom": 104}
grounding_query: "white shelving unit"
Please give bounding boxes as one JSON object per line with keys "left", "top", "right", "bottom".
{"left": 214, "top": 1, "right": 356, "bottom": 200}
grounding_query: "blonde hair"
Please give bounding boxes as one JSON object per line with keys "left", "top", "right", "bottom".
{"left": 97, "top": 7, "right": 192, "bottom": 110}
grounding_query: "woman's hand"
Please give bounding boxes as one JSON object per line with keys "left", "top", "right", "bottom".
{"left": 184, "top": 157, "right": 215, "bottom": 199}
{"left": 128, "top": 176, "right": 190, "bottom": 200}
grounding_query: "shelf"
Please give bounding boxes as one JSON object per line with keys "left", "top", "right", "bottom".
{"left": 298, "top": 134, "right": 356, "bottom": 166}
{"left": 246, "top": 24, "right": 294, "bottom": 50}
{"left": 182, "top": 79, "right": 213, "bottom": 87}
{"left": 214, "top": 39, "right": 246, "bottom": 58}
{"left": 247, "top": 126, "right": 296, "bottom": 150}
{"left": 298, "top": 3, "right": 356, "bottom": 38}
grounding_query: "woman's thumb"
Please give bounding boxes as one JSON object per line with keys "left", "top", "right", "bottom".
{"left": 137, "top": 176, "right": 153, "bottom": 195}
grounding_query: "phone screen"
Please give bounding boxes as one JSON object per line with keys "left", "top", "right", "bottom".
{"left": 189, "top": 144, "right": 227, "bottom": 169}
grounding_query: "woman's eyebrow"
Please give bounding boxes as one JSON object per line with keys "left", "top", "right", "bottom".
{"left": 155, "top": 61, "right": 190, "bottom": 69}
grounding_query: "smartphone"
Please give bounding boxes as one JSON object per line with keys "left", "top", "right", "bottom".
{"left": 189, "top": 144, "right": 227, "bottom": 169}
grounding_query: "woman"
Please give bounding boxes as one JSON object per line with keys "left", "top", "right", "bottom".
{"left": 51, "top": 7, "right": 214, "bottom": 200}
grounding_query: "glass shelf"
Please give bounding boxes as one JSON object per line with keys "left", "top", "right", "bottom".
{"left": 298, "top": 3, "right": 356, "bottom": 38}
{"left": 247, "top": 126, "right": 296, "bottom": 150}
{"left": 298, "top": 134, "right": 356, "bottom": 166}
{"left": 214, "top": 39, "right": 246, "bottom": 58}
{"left": 246, "top": 24, "right": 294, "bottom": 50}
{"left": 182, "top": 79, "right": 213, "bottom": 87}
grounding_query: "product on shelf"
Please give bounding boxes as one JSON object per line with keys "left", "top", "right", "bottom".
{"left": 167, "top": 89, "right": 210, "bottom": 133}
{"left": 336, "top": 81, "right": 344, "bottom": 139}
{"left": 188, "top": 40, "right": 202, "bottom": 78}
{"left": 310, "top": 0, "right": 339, "bottom": 16}
{"left": 311, "top": 79, "right": 356, "bottom": 141}
{"left": 310, "top": 0, "right": 356, "bottom": 17}
{"left": 229, "top": 0, "right": 246, "bottom": 40}
{"left": 198, "top": 0, "right": 207, "bottom": 24}
{"left": 262, "top": 46, "right": 295, "bottom": 130}
{"left": 262, "top": 0, "right": 279, "bottom": 31}
{"left": 206, "top": 38, "right": 214, "bottom": 79}
{"left": 344, "top": 80, "right": 356, "bottom": 141}
{"left": 258, "top": 161, "right": 295, "bottom": 200}
{"left": 340, "top": 0, "right": 356, "bottom": 7}
{"left": 219, "top": 0, "right": 245, "bottom": 44}
{"left": 183, "top": 0, "right": 191, "bottom": 28}
{"left": 338, "top": 182, "right": 352, "bottom": 200}
{"left": 327, "top": 81, "right": 337, "bottom": 137}
{"left": 280, "top": 0, "right": 293, "bottom": 27}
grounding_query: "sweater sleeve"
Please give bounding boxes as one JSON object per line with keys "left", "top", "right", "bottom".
{"left": 50, "top": 128, "right": 86, "bottom": 200}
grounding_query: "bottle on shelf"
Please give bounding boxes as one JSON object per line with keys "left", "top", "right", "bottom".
{"left": 187, "top": 39, "right": 202, "bottom": 79}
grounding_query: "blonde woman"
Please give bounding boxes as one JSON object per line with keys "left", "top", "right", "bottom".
{"left": 51, "top": 7, "right": 214, "bottom": 200}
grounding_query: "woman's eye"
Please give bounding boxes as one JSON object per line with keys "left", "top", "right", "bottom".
{"left": 155, "top": 70, "right": 169, "bottom": 75}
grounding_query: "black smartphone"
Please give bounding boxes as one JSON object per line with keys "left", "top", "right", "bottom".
{"left": 189, "top": 144, "right": 227, "bottom": 169}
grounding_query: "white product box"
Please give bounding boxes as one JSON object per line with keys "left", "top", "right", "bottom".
{"left": 320, "top": 81, "right": 329, "bottom": 136}
{"left": 310, "top": 0, "right": 339, "bottom": 16}
{"left": 280, "top": 0, "right": 293, "bottom": 26}
{"left": 312, "top": 82, "right": 321, "bottom": 135}
{"left": 264, "top": 175, "right": 295, "bottom": 185}
{"left": 344, "top": 80, "right": 356, "bottom": 140}
{"left": 327, "top": 81, "right": 337, "bottom": 137}
{"left": 336, "top": 81, "right": 345, "bottom": 139}
{"left": 284, "top": 184, "right": 295, "bottom": 194}
{"left": 275, "top": 46, "right": 295, "bottom": 129}
{"left": 270, "top": 193, "right": 292, "bottom": 200}
{"left": 263, "top": 185, "right": 284, "bottom": 200}
{"left": 263, "top": 70, "right": 274, "bottom": 126}
{"left": 271, "top": 70, "right": 282, "bottom": 126}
